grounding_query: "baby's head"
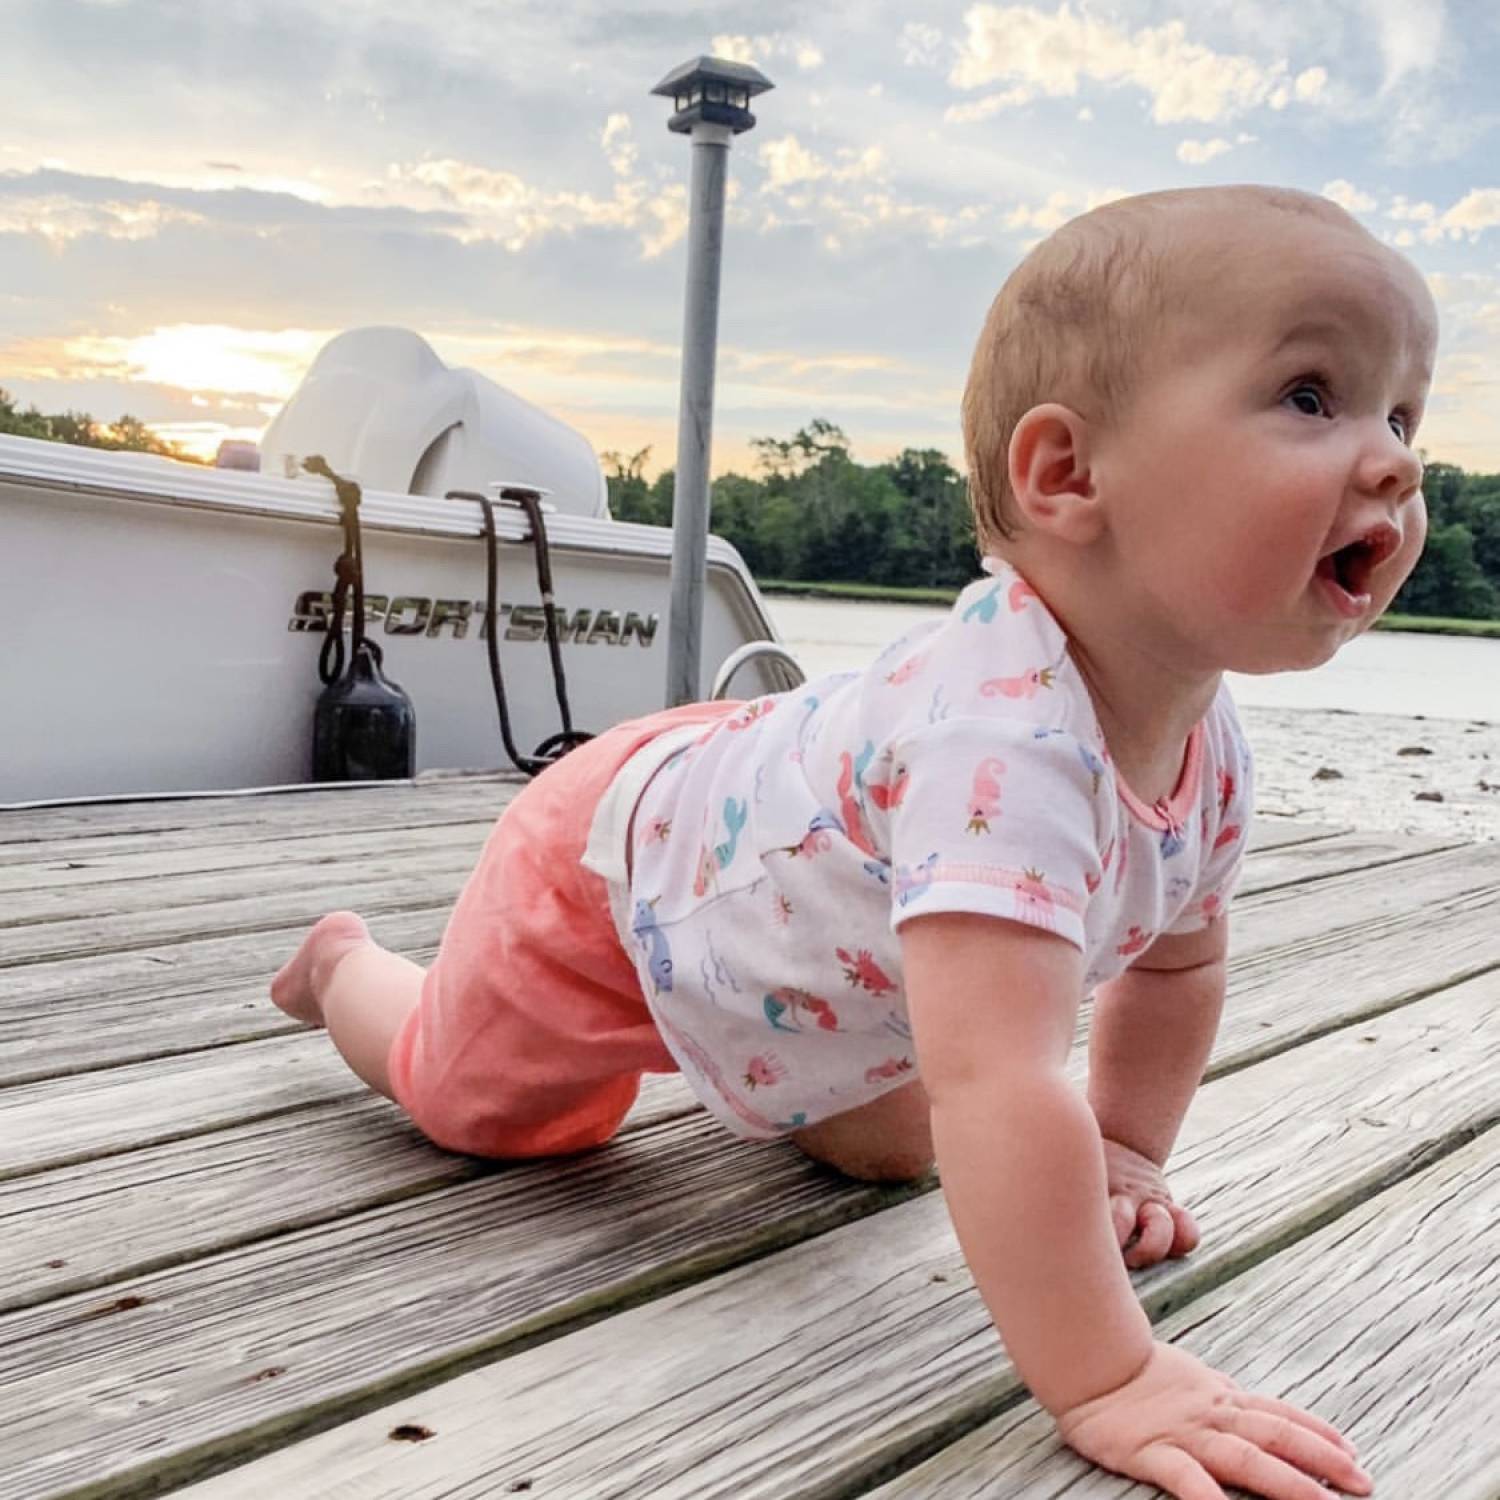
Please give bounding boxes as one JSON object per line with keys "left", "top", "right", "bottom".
{"left": 963, "top": 186, "right": 1438, "bottom": 672}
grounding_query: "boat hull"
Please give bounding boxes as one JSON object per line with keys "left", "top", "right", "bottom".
{"left": 2, "top": 439, "right": 789, "bottom": 804}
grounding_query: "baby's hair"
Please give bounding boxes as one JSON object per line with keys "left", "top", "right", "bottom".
{"left": 961, "top": 185, "right": 1360, "bottom": 553}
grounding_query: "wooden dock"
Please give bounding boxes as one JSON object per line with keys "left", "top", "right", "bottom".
{"left": 3, "top": 779, "right": 1498, "bottom": 1499}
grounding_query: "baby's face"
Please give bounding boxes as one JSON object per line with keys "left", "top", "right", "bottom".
{"left": 1092, "top": 210, "right": 1437, "bottom": 676}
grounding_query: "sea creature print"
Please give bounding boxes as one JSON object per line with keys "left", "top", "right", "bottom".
{"left": 1166, "top": 874, "right": 1193, "bottom": 900}
{"left": 636, "top": 815, "right": 672, "bottom": 849}
{"left": 776, "top": 1111, "right": 809, "bottom": 1130}
{"left": 1159, "top": 816, "right": 1186, "bottom": 860}
{"left": 885, "top": 651, "right": 929, "bottom": 687}
{"left": 1114, "top": 823, "right": 1130, "bottom": 893}
{"left": 727, "top": 698, "right": 776, "bottom": 732}
{"left": 864, "top": 1056, "right": 915, "bottom": 1085}
{"left": 864, "top": 753, "right": 910, "bottom": 811}
{"left": 1217, "top": 767, "right": 1236, "bottom": 814}
{"left": 1201, "top": 890, "right": 1225, "bottom": 924}
{"left": 837, "top": 946, "right": 898, "bottom": 996}
{"left": 836, "top": 744, "right": 879, "bottom": 856}
{"left": 981, "top": 663, "right": 1057, "bottom": 700}
{"left": 790, "top": 694, "right": 821, "bottom": 765}
{"left": 754, "top": 762, "right": 768, "bottom": 806}
{"left": 927, "top": 686, "right": 950, "bottom": 725}
{"left": 1213, "top": 819, "right": 1242, "bottom": 852}
{"left": 894, "top": 853, "right": 939, "bottom": 907}
{"left": 744, "top": 1052, "right": 788, "bottom": 1090}
{"left": 778, "top": 808, "right": 842, "bottom": 859}
{"left": 862, "top": 859, "right": 891, "bottom": 885}
{"left": 1008, "top": 577, "right": 1040, "bottom": 612}
{"left": 653, "top": 1012, "right": 779, "bottom": 1136}
{"left": 772, "top": 891, "right": 794, "bottom": 925}
{"left": 1013, "top": 868, "right": 1057, "bottom": 926}
{"left": 1116, "top": 924, "right": 1154, "bottom": 958}
{"left": 966, "top": 756, "right": 1007, "bottom": 834}
{"left": 1077, "top": 743, "right": 1106, "bottom": 795}
{"left": 713, "top": 797, "right": 749, "bottom": 869}
{"left": 632, "top": 899, "right": 674, "bottom": 993}
{"left": 692, "top": 842, "right": 719, "bottom": 898}
{"left": 764, "top": 987, "right": 840, "bottom": 1033}
{"left": 962, "top": 583, "right": 1002, "bottom": 624}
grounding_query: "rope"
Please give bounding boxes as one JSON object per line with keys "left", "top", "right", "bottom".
{"left": 448, "top": 486, "right": 593, "bottom": 776}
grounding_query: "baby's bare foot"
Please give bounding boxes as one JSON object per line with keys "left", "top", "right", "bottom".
{"left": 271, "top": 911, "right": 372, "bottom": 1025}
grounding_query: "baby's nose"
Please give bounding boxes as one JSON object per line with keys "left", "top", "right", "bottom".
{"left": 1358, "top": 426, "right": 1423, "bottom": 502}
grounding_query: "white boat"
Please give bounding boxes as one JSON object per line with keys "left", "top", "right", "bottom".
{"left": 1, "top": 328, "right": 797, "bottom": 806}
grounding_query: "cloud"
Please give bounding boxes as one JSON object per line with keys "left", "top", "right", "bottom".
{"left": 757, "top": 137, "right": 887, "bottom": 195}
{"left": 1177, "top": 138, "right": 1235, "bottom": 164}
{"left": 899, "top": 22, "right": 945, "bottom": 67}
{"left": 1425, "top": 187, "right": 1500, "bottom": 241}
{"left": 1322, "top": 178, "right": 1378, "bottom": 213}
{"left": 1361, "top": 0, "right": 1446, "bottom": 89}
{"left": 709, "top": 32, "right": 823, "bottom": 71}
{"left": 948, "top": 4, "right": 1316, "bottom": 125}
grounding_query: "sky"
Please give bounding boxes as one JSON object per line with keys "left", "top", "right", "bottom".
{"left": 1, "top": 0, "right": 1497, "bottom": 477}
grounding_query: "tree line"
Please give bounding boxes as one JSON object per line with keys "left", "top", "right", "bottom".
{"left": 1, "top": 387, "right": 199, "bottom": 461}
{"left": 5, "top": 390, "right": 1496, "bottom": 619}
{"left": 606, "top": 421, "right": 1500, "bottom": 621}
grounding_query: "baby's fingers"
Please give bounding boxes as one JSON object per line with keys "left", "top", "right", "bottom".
{"left": 1197, "top": 1426, "right": 1371, "bottom": 1500}
{"left": 1129, "top": 1444, "right": 1228, "bottom": 1500}
{"left": 1242, "top": 1392, "right": 1361, "bottom": 1458}
{"left": 1125, "top": 1202, "right": 1177, "bottom": 1268}
{"left": 1231, "top": 1411, "right": 1373, "bottom": 1495}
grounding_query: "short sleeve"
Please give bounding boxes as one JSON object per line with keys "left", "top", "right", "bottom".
{"left": 1164, "top": 706, "right": 1255, "bottom": 935}
{"left": 884, "top": 717, "right": 1109, "bottom": 950}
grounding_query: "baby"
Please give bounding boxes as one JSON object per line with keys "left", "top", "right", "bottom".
{"left": 274, "top": 184, "right": 1433, "bottom": 1498}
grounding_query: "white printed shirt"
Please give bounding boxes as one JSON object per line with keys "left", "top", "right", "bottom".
{"left": 617, "top": 559, "right": 1254, "bottom": 1139}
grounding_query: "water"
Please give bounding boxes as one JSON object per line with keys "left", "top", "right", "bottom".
{"left": 766, "top": 595, "right": 1500, "bottom": 840}
{"left": 766, "top": 595, "right": 1500, "bottom": 723}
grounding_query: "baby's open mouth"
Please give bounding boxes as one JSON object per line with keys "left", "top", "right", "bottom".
{"left": 1315, "top": 523, "right": 1400, "bottom": 601}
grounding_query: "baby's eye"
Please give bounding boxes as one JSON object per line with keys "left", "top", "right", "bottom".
{"left": 1285, "top": 383, "right": 1328, "bottom": 418}
{"left": 1389, "top": 411, "right": 1411, "bottom": 443}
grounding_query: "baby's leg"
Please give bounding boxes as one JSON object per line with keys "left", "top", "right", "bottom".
{"left": 270, "top": 911, "right": 423, "bottom": 1100}
{"left": 791, "top": 1080, "right": 935, "bottom": 1184}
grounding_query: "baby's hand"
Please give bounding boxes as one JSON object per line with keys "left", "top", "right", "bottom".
{"left": 1102, "top": 1136, "right": 1199, "bottom": 1268}
{"left": 1057, "top": 1341, "right": 1373, "bottom": 1499}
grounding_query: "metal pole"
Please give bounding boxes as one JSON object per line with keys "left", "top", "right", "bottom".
{"left": 665, "top": 120, "right": 732, "bottom": 706}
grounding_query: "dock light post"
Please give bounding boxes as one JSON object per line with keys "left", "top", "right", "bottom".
{"left": 651, "top": 55, "right": 774, "bottom": 706}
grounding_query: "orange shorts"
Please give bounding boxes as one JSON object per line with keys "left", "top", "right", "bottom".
{"left": 388, "top": 702, "right": 739, "bottom": 1158}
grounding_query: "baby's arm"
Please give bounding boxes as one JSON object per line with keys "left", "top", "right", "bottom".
{"left": 1087, "top": 921, "right": 1228, "bottom": 1264}
{"left": 903, "top": 912, "right": 1153, "bottom": 1413}
{"left": 903, "top": 912, "right": 1371, "bottom": 1498}
{"left": 1087, "top": 919, "right": 1229, "bottom": 1168}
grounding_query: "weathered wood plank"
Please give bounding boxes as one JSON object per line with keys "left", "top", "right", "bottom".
{"left": 0, "top": 1074, "right": 700, "bottom": 1313}
{"left": 1, "top": 844, "right": 483, "bottom": 931}
{"left": 863, "top": 1129, "right": 1500, "bottom": 1497}
{"left": 0, "top": 908, "right": 450, "bottom": 1086}
{"left": 0, "top": 821, "right": 494, "bottom": 901}
{"left": 0, "top": 775, "right": 523, "bottom": 848}
{"left": 5, "top": 841, "right": 1495, "bottom": 1173}
{"left": 162, "top": 969, "right": 1500, "bottom": 1500}
{"left": 1, "top": 1117, "right": 928, "bottom": 1500}
{"left": 0, "top": 870, "right": 478, "bottom": 967}
{"left": 6, "top": 849, "right": 1496, "bottom": 1298}
{"left": 1, "top": 828, "right": 1465, "bottom": 1088}
{"left": 0, "top": 1034, "right": 367, "bottom": 1181}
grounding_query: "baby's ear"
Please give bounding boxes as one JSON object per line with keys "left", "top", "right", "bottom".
{"left": 1006, "top": 403, "right": 1105, "bottom": 544}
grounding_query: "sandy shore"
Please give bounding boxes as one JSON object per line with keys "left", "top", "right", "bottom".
{"left": 1242, "top": 705, "right": 1499, "bottom": 842}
